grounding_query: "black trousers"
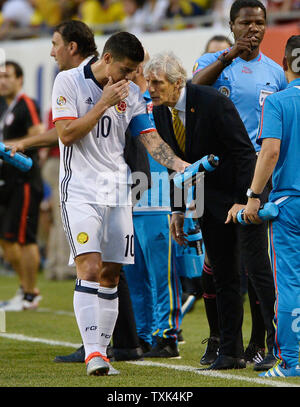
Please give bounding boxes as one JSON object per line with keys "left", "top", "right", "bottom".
{"left": 238, "top": 220, "right": 275, "bottom": 353}
{"left": 200, "top": 209, "right": 244, "bottom": 358}
{"left": 113, "top": 269, "right": 140, "bottom": 349}
{"left": 238, "top": 179, "right": 275, "bottom": 353}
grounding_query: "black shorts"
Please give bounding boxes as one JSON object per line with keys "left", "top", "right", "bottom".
{"left": 0, "top": 182, "right": 43, "bottom": 245}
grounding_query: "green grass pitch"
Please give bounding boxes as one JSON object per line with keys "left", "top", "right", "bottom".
{"left": 0, "top": 273, "right": 299, "bottom": 391}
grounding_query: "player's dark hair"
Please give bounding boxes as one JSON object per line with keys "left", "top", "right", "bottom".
{"left": 285, "top": 35, "right": 300, "bottom": 75}
{"left": 102, "top": 32, "right": 144, "bottom": 63}
{"left": 5, "top": 60, "right": 23, "bottom": 78}
{"left": 54, "top": 20, "right": 99, "bottom": 58}
{"left": 230, "top": 0, "right": 266, "bottom": 22}
{"left": 205, "top": 35, "right": 233, "bottom": 52}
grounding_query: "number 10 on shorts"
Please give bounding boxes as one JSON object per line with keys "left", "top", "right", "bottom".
{"left": 125, "top": 234, "right": 134, "bottom": 257}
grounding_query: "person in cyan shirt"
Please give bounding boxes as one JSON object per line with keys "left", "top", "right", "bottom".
{"left": 244, "top": 35, "right": 300, "bottom": 378}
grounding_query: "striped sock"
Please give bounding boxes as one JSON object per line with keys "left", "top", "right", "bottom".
{"left": 202, "top": 263, "right": 219, "bottom": 338}
{"left": 73, "top": 279, "right": 100, "bottom": 360}
{"left": 97, "top": 286, "right": 119, "bottom": 357}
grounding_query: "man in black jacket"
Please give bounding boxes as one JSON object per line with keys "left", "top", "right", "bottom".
{"left": 144, "top": 51, "right": 256, "bottom": 370}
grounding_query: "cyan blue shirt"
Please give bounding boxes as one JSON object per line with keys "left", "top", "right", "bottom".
{"left": 134, "top": 90, "right": 171, "bottom": 213}
{"left": 256, "top": 78, "right": 300, "bottom": 201}
{"left": 193, "top": 49, "right": 287, "bottom": 152}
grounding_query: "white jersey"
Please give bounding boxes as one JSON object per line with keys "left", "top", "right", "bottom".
{"left": 52, "top": 62, "right": 152, "bottom": 206}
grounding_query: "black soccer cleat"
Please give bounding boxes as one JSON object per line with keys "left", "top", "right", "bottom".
{"left": 244, "top": 343, "right": 265, "bottom": 364}
{"left": 138, "top": 337, "right": 152, "bottom": 354}
{"left": 200, "top": 336, "right": 220, "bottom": 365}
{"left": 54, "top": 345, "right": 85, "bottom": 363}
{"left": 109, "top": 346, "right": 144, "bottom": 361}
{"left": 254, "top": 352, "right": 277, "bottom": 371}
{"left": 199, "top": 355, "right": 246, "bottom": 371}
{"left": 143, "top": 337, "right": 181, "bottom": 359}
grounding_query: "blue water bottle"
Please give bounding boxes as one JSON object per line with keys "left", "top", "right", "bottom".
{"left": 0, "top": 142, "right": 32, "bottom": 172}
{"left": 237, "top": 202, "right": 279, "bottom": 225}
{"left": 174, "top": 154, "right": 219, "bottom": 189}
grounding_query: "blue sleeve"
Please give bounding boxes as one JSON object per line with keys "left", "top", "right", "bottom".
{"left": 128, "top": 113, "right": 156, "bottom": 138}
{"left": 192, "top": 50, "right": 226, "bottom": 75}
{"left": 256, "top": 95, "right": 282, "bottom": 145}
{"left": 280, "top": 71, "right": 288, "bottom": 91}
{"left": 192, "top": 52, "right": 220, "bottom": 75}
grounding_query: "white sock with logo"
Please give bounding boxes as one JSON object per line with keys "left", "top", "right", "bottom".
{"left": 73, "top": 279, "right": 100, "bottom": 361}
{"left": 97, "top": 286, "right": 119, "bottom": 357}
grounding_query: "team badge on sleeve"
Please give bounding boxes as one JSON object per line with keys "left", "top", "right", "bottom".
{"left": 218, "top": 86, "right": 231, "bottom": 97}
{"left": 77, "top": 232, "right": 89, "bottom": 244}
{"left": 56, "top": 96, "right": 67, "bottom": 106}
{"left": 146, "top": 101, "right": 153, "bottom": 115}
{"left": 115, "top": 100, "right": 127, "bottom": 114}
{"left": 192, "top": 62, "right": 199, "bottom": 74}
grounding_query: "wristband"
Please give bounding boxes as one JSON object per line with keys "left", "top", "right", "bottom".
{"left": 217, "top": 52, "right": 233, "bottom": 68}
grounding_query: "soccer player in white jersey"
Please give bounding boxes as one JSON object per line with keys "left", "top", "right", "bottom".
{"left": 52, "top": 31, "right": 189, "bottom": 376}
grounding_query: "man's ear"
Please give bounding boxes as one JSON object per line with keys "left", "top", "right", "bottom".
{"left": 69, "top": 41, "right": 78, "bottom": 56}
{"left": 282, "top": 55, "right": 288, "bottom": 72}
{"left": 175, "top": 79, "right": 183, "bottom": 90}
{"left": 103, "top": 52, "right": 112, "bottom": 64}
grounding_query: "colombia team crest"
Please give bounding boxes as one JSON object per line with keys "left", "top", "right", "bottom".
{"left": 77, "top": 232, "right": 89, "bottom": 244}
{"left": 115, "top": 100, "right": 127, "bottom": 114}
{"left": 56, "top": 96, "right": 66, "bottom": 106}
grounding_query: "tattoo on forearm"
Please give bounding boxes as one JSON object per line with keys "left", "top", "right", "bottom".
{"left": 139, "top": 132, "right": 175, "bottom": 169}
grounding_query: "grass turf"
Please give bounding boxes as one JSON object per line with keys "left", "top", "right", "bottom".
{"left": 0, "top": 272, "right": 299, "bottom": 391}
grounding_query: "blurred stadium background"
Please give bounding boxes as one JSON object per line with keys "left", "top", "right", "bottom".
{"left": 0, "top": 0, "right": 299, "bottom": 119}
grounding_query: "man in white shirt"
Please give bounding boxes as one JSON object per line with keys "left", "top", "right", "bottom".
{"left": 52, "top": 31, "right": 189, "bottom": 376}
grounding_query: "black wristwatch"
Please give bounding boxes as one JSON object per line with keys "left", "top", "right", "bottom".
{"left": 217, "top": 52, "right": 233, "bottom": 68}
{"left": 246, "top": 188, "right": 261, "bottom": 199}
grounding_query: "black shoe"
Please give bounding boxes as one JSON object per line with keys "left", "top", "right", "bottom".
{"left": 54, "top": 345, "right": 85, "bottom": 363}
{"left": 200, "top": 337, "right": 220, "bottom": 365}
{"left": 138, "top": 337, "right": 152, "bottom": 354}
{"left": 178, "top": 329, "right": 185, "bottom": 344}
{"left": 143, "top": 338, "right": 180, "bottom": 359}
{"left": 244, "top": 343, "right": 265, "bottom": 364}
{"left": 253, "top": 353, "right": 277, "bottom": 371}
{"left": 199, "top": 355, "right": 246, "bottom": 371}
{"left": 109, "top": 347, "right": 144, "bottom": 362}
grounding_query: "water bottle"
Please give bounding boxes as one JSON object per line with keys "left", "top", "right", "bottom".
{"left": 237, "top": 202, "right": 279, "bottom": 225}
{"left": 174, "top": 154, "right": 219, "bottom": 189}
{"left": 0, "top": 142, "right": 32, "bottom": 172}
{"left": 187, "top": 224, "right": 203, "bottom": 255}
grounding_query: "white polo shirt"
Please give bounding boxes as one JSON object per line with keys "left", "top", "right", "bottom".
{"left": 52, "top": 62, "right": 155, "bottom": 206}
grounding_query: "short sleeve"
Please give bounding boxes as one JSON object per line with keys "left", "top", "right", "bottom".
{"left": 256, "top": 95, "right": 282, "bottom": 145}
{"left": 192, "top": 51, "right": 222, "bottom": 76}
{"left": 131, "top": 87, "right": 148, "bottom": 118}
{"left": 128, "top": 87, "right": 155, "bottom": 137}
{"left": 52, "top": 71, "right": 78, "bottom": 123}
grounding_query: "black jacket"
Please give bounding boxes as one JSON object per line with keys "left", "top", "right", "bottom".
{"left": 153, "top": 82, "right": 256, "bottom": 222}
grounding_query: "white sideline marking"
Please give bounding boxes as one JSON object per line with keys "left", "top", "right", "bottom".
{"left": 37, "top": 308, "right": 74, "bottom": 317}
{"left": 0, "top": 332, "right": 81, "bottom": 348}
{"left": 128, "top": 361, "right": 300, "bottom": 388}
{"left": 1, "top": 332, "right": 299, "bottom": 387}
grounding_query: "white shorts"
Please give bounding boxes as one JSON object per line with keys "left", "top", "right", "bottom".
{"left": 60, "top": 202, "right": 134, "bottom": 266}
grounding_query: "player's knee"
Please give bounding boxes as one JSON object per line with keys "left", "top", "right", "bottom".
{"left": 75, "top": 254, "right": 101, "bottom": 281}
{"left": 100, "top": 264, "right": 121, "bottom": 287}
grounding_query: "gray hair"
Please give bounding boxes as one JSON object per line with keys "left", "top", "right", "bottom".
{"left": 143, "top": 51, "right": 187, "bottom": 88}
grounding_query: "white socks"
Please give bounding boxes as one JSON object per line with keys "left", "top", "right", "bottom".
{"left": 98, "top": 286, "right": 119, "bottom": 356}
{"left": 73, "top": 279, "right": 118, "bottom": 360}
